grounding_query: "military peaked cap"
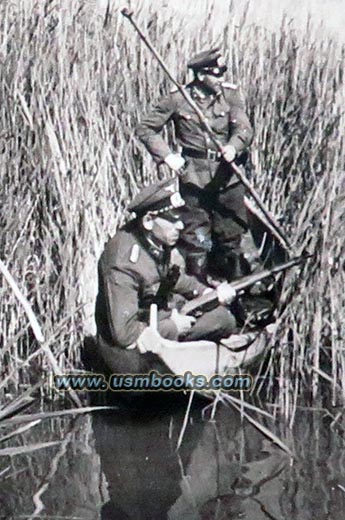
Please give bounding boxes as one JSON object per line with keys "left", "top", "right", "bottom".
{"left": 128, "top": 178, "right": 185, "bottom": 219}
{"left": 187, "top": 47, "right": 227, "bottom": 75}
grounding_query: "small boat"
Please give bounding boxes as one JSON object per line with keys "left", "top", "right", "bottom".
{"left": 134, "top": 323, "right": 277, "bottom": 380}
{"left": 83, "top": 198, "right": 288, "bottom": 393}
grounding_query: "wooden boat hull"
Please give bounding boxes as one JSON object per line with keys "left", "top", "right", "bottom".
{"left": 135, "top": 324, "right": 276, "bottom": 380}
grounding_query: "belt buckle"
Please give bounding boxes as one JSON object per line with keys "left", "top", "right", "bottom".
{"left": 207, "top": 149, "right": 217, "bottom": 161}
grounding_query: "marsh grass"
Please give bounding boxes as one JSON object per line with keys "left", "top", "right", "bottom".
{"left": 0, "top": 0, "right": 344, "bottom": 420}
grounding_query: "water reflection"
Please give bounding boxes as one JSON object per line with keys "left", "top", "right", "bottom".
{"left": 93, "top": 401, "right": 288, "bottom": 520}
{"left": 0, "top": 398, "right": 345, "bottom": 519}
{"left": 93, "top": 404, "right": 203, "bottom": 520}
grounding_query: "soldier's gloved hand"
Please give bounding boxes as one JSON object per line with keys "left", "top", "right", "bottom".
{"left": 171, "top": 308, "right": 196, "bottom": 335}
{"left": 221, "top": 144, "right": 236, "bottom": 163}
{"left": 164, "top": 153, "right": 186, "bottom": 171}
{"left": 217, "top": 282, "right": 236, "bottom": 305}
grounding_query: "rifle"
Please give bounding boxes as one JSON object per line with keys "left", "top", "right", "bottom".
{"left": 121, "top": 8, "right": 291, "bottom": 251}
{"left": 180, "top": 255, "right": 310, "bottom": 316}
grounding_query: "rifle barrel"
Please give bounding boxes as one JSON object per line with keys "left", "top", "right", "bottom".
{"left": 181, "top": 255, "right": 308, "bottom": 316}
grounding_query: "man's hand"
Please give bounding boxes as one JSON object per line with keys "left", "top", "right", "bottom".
{"left": 221, "top": 144, "right": 236, "bottom": 163}
{"left": 171, "top": 309, "right": 196, "bottom": 335}
{"left": 136, "top": 327, "right": 163, "bottom": 354}
{"left": 217, "top": 282, "right": 236, "bottom": 305}
{"left": 164, "top": 153, "right": 186, "bottom": 171}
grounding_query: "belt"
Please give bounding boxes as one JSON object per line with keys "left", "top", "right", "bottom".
{"left": 182, "top": 147, "right": 222, "bottom": 161}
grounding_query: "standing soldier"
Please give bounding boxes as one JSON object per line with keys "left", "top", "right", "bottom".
{"left": 137, "top": 48, "right": 254, "bottom": 283}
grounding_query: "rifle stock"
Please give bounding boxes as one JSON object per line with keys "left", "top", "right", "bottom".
{"left": 180, "top": 255, "right": 310, "bottom": 316}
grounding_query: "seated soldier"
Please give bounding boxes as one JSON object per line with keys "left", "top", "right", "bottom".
{"left": 95, "top": 178, "right": 238, "bottom": 356}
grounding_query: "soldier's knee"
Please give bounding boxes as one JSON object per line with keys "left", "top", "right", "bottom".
{"left": 180, "top": 226, "right": 212, "bottom": 254}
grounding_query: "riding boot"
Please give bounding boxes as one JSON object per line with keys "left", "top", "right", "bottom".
{"left": 240, "top": 230, "right": 276, "bottom": 293}
{"left": 240, "top": 230, "right": 263, "bottom": 273}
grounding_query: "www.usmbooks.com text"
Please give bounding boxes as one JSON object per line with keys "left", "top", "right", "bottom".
{"left": 53, "top": 371, "right": 252, "bottom": 392}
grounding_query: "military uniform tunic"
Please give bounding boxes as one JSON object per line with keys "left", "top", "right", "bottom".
{"left": 137, "top": 82, "right": 254, "bottom": 280}
{"left": 95, "top": 225, "right": 236, "bottom": 350}
{"left": 137, "top": 82, "right": 252, "bottom": 186}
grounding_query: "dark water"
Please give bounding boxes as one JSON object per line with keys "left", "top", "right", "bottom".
{"left": 0, "top": 395, "right": 345, "bottom": 520}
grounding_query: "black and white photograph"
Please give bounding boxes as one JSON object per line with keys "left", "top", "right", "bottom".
{"left": 0, "top": 0, "right": 344, "bottom": 518}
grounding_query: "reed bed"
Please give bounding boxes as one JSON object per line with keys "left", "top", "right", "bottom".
{"left": 0, "top": 0, "right": 344, "bottom": 420}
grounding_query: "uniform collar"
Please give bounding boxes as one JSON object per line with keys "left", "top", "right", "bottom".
{"left": 146, "top": 234, "right": 164, "bottom": 255}
{"left": 193, "top": 87, "right": 220, "bottom": 103}
{"left": 190, "top": 84, "right": 222, "bottom": 105}
{"left": 140, "top": 232, "right": 170, "bottom": 264}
